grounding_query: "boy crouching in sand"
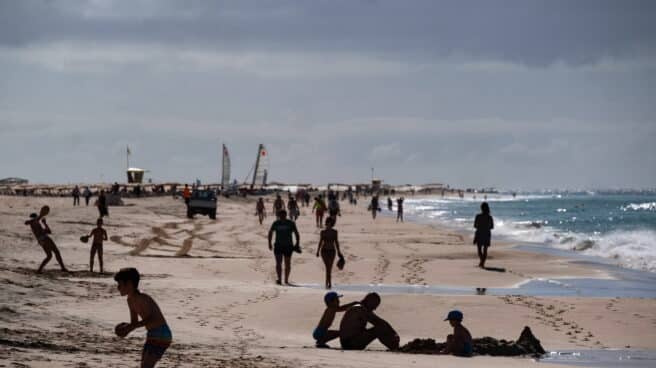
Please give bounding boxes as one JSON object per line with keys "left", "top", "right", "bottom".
{"left": 87, "top": 218, "right": 107, "bottom": 273}
{"left": 114, "top": 268, "right": 172, "bottom": 368}
{"left": 440, "top": 310, "right": 473, "bottom": 357}
{"left": 313, "top": 291, "right": 359, "bottom": 348}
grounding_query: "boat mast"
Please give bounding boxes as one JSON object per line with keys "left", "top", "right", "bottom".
{"left": 251, "top": 144, "right": 263, "bottom": 190}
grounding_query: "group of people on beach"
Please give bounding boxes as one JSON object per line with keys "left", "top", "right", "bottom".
{"left": 312, "top": 291, "right": 472, "bottom": 356}
{"left": 25, "top": 202, "right": 169, "bottom": 367}
{"left": 25, "top": 206, "right": 108, "bottom": 274}
{"left": 263, "top": 190, "right": 495, "bottom": 287}
{"left": 263, "top": 191, "right": 347, "bottom": 288}
{"left": 24, "top": 188, "right": 494, "bottom": 367}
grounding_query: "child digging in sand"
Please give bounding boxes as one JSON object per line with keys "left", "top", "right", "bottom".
{"left": 85, "top": 218, "right": 107, "bottom": 273}
{"left": 313, "top": 292, "right": 359, "bottom": 348}
{"left": 114, "top": 268, "right": 172, "bottom": 368}
{"left": 440, "top": 310, "right": 473, "bottom": 357}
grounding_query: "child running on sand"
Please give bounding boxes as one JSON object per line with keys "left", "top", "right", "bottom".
{"left": 86, "top": 218, "right": 107, "bottom": 273}
{"left": 316, "top": 217, "right": 343, "bottom": 289}
{"left": 313, "top": 292, "right": 359, "bottom": 348}
{"left": 440, "top": 310, "right": 473, "bottom": 357}
{"left": 114, "top": 268, "right": 172, "bottom": 368}
{"left": 25, "top": 208, "right": 68, "bottom": 273}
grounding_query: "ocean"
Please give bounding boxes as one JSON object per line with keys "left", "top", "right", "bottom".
{"left": 402, "top": 193, "right": 656, "bottom": 272}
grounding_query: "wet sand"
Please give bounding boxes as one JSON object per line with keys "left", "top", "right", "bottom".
{"left": 1, "top": 195, "right": 655, "bottom": 367}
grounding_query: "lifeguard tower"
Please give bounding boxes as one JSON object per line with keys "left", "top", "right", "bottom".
{"left": 127, "top": 168, "right": 146, "bottom": 184}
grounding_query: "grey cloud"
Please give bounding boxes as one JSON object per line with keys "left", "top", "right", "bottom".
{"left": 1, "top": 1, "right": 655, "bottom": 66}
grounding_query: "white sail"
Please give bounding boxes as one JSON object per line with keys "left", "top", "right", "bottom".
{"left": 221, "top": 144, "right": 231, "bottom": 189}
{"left": 251, "top": 144, "right": 269, "bottom": 188}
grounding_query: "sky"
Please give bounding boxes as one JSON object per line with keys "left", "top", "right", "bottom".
{"left": 1, "top": 0, "right": 655, "bottom": 190}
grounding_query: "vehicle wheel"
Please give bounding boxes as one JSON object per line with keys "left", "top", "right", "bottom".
{"left": 187, "top": 209, "right": 194, "bottom": 219}
{"left": 209, "top": 210, "right": 216, "bottom": 220}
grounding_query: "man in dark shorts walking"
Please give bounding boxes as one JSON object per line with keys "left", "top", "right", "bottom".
{"left": 268, "top": 210, "right": 300, "bottom": 285}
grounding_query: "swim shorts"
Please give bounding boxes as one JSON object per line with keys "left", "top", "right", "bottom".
{"left": 144, "top": 324, "right": 172, "bottom": 359}
{"left": 274, "top": 246, "right": 294, "bottom": 257}
{"left": 313, "top": 326, "right": 327, "bottom": 341}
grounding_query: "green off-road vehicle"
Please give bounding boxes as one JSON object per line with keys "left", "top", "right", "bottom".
{"left": 187, "top": 189, "right": 217, "bottom": 219}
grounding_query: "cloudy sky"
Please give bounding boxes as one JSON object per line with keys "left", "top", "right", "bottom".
{"left": 1, "top": 0, "right": 654, "bottom": 189}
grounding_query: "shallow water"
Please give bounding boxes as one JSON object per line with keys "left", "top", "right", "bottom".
{"left": 299, "top": 245, "right": 656, "bottom": 299}
{"left": 539, "top": 349, "right": 656, "bottom": 367}
{"left": 402, "top": 193, "right": 656, "bottom": 272}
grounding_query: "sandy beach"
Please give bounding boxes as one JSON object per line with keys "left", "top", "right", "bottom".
{"left": 2, "top": 194, "right": 655, "bottom": 368}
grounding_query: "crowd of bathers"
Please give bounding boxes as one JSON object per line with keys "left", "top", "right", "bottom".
{"left": 24, "top": 188, "right": 494, "bottom": 367}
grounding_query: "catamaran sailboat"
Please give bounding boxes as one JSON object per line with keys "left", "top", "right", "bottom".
{"left": 243, "top": 144, "right": 269, "bottom": 192}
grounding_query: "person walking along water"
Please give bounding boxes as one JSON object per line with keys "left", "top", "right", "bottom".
{"left": 473, "top": 202, "right": 494, "bottom": 268}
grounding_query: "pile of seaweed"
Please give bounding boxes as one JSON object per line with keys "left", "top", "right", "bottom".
{"left": 399, "top": 326, "right": 546, "bottom": 358}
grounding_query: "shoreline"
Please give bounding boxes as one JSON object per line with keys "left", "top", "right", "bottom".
{"left": 395, "top": 193, "right": 656, "bottom": 274}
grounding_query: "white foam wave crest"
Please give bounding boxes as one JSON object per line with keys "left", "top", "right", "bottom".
{"left": 488, "top": 221, "right": 656, "bottom": 272}
{"left": 621, "top": 202, "right": 656, "bottom": 212}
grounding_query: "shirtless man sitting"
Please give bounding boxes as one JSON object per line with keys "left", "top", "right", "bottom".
{"left": 338, "top": 292, "right": 400, "bottom": 351}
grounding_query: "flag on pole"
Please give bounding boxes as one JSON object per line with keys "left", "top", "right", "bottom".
{"left": 127, "top": 145, "right": 131, "bottom": 156}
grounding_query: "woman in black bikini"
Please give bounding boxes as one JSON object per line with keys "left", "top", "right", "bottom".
{"left": 316, "top": 217, "right": 343, "bottom": 289}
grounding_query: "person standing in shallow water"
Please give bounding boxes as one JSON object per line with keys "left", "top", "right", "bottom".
{"left": 396, "top": 197, "right": 404, "bottom": 223}
{"left": 473, "top": 202, "right": 494, "bottom": 268}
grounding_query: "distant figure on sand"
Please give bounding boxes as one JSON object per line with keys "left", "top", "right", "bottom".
{"left": 273, "top": 194, "right": 285, "bottom": 218}
{"left": 440, "top": 310, "right": 473, "bottom": 357}
{"left": 313, "top": 292, "right": 360, "bottom": 348}
{"left": 86, "top": 218, "right": 108, "bottom": 273}
{"left": 473, "top": 202, "right": 494, "bottom": 268}
{"left": 328, "top": 197, "right": 341, "bottom": 225}
{"left": 268, "top": 210, "right": 300, "bottom": 285}
{"left": 25, "top": 208, "right": 68, "bottom": 273}
{"left": 97, "top": 190, "right": 109, "bottom": 218}
{"left": 369, "top": 196, "right": 380, "bottom": 220}
{"left": 316, "top": 217, "right": 343, "bottom": 289}
{"left": 288, "top": 196, "right": 300, "bottom": 222}
{"left": 182, "top": 184, "right": 191, "bottom": 207}
{"left": 256, "top": 198, "right": 266, "bottom": 225}
{"left": 114, "top": 268, "right": 172, "bottom": 368}
{"left": 72, "top": 185, "right": 80, "bottom": 206}
{"left": 387, "top": 197, "right": 393, "bottom": 211}
{"left": 83, "top": 186, "right": 92, "bottom": 206}
{"left": 396, "top": 197, "right": 404, "bottom": 222}
{"left": 313, "top": 195, "right": 327, "bottom": 228}
{"left": 339, "top": 292, "right": 400, "bottom": 351}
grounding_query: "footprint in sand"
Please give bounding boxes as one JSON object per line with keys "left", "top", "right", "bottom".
{"left": 130, "top": 238, "right": 153, "bottom": 256}
{"left": 176, "top": 238, "right": 194, "bottom": 256}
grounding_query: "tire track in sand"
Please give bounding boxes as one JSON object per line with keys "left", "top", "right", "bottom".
{"left": 371, "top": 241, "right": 390, "bottom": 284}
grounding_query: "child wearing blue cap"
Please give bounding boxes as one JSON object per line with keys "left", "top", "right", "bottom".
{"left": 441, "top": 310, "right": 473, "bottom": 357}
{"left": 313, "top": 291, "right": 359, "bottom": 348}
